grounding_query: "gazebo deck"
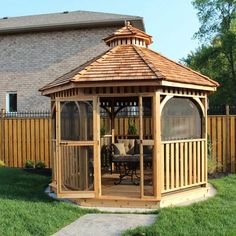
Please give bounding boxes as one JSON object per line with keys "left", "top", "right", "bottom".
{"left": 101, "top": 172, "right": 153, "bottom": 198}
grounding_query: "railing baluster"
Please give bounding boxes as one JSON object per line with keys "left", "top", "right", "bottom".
{"left": 166, "top": 144, "right": 170, "bottom": 191}
{"left": 175, "top": 143, "right": 179, "bottom": 188}
{"left": 189, "top": 142, "right": 192, "bottom": 185}
{"left": 161, "top": 139, "right": 207, "bottom": 194}
{"left": 180, "top": 142, "right": 184, "bottom": 187}
{"left": 171, "top": 143, "right": 175, "bottom": 189}
{"left": 197, "top": 141, "right": 201, "bottom": 183}
{"left": 193, "top": 142, "right": 196, "bottom": 184}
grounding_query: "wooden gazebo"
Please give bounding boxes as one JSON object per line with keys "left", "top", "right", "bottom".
{"left": 40, "top": 22, "right": 218, "bottom": 208}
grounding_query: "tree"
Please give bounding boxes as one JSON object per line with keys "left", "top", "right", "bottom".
{"left": 184, "top": 45, "right": 235, "bottom": 104}
{"left": 193, "top": 0, "right": 236, "bottom": 40}
{"left": 184, "top": 0, "right": 236, "bottom": 105}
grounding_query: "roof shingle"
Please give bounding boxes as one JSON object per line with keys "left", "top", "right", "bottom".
{"left": 40, "top": 44, "right": 218, "bottom": 92}
{"left": 0, "top": 10, "right": 144, "bottom": 34}
{"left": 40, "top": 24, "right": 218, "bottom": 93}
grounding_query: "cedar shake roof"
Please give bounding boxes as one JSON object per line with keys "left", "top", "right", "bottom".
{"left": 0, "top": 10, "right": 144, "bottom": 34}
{"left": 40, "top": 24, "right": 218, "bottom": 93}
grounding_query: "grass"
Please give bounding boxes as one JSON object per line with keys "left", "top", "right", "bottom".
{"left": 1, "top": 168, "right": 236, "bottom": 236}
{"left": 124, "top": 174, "right": 236, "bottom": 236}
{"left": 0, "top": 167, "right": 97, "bottom": 236}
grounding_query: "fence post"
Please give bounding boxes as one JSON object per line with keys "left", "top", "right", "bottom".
{"left": 226, "top": 104, "right": 230, "bottom": 172}
{"left": 1, "top": 109, "right": 5, "bottom": 163}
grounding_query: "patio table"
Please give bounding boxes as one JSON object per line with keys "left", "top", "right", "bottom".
{"left": 112, "top": 154, "right": 152, "bottom": 185}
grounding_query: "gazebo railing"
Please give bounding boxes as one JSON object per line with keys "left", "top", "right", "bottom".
{"left": 161, "top": 139, "right": 207, "bottom": 193}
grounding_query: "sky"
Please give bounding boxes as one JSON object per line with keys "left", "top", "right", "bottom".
{"left": 0, "top": 0, "right": 201, "bottom": 62}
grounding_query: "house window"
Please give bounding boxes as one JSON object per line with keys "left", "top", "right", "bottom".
{"left": 6, "top": 92, "right": 17, "bottom": 112}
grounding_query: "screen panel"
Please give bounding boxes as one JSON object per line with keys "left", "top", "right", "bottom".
{"left": 161, "top": 97, "right": 202, "bottom": 141}
{"left": 60, "top": 145, "right": 94, "bottom": 192}
{"left": 60, "top": 101, "right": 93, "bottom": 141}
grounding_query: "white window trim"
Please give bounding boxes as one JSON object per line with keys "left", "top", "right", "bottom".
{"left": 6, "top": 91, "right": 17, "bottom": 113}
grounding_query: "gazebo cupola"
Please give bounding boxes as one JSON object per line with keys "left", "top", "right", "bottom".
{"left": 103, "top": 21, "right": 153, "bottom": 48}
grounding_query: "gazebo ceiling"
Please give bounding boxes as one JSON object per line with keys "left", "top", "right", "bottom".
{"left": 40, "top": 23, "right": 219, "bottom": 94}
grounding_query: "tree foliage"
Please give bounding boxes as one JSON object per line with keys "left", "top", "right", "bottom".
{"left": 184, "top": 0, "right": 236, "bottom": 105}
{"left": 193, "top": 0, "right": 236, "bottom": 40}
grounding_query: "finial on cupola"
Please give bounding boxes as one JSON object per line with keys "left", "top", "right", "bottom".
{"left": 103, "top": 22, "right": 153, "bottom": 48}
{"left": 125, "top": 21, "right": 131, "bottom": 26}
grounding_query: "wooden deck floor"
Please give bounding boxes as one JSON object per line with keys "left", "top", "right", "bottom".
{"left": 101, "top": 171, "right": 153, "bottom": 198}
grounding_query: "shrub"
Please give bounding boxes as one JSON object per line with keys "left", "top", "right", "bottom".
{"left": 25, "top": 160, "right": 34, "bottom": 168}
{"left": 207, "top": 135, "right": 222, "bottom": 174}
{"left": 35, "top": 160, "right": 46, "bottom": 169}
{"left": 0, "top": 160, "right": 5, "bottom": 167}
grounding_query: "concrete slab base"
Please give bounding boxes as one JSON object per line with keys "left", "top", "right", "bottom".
{"left": 53, "top": 214, "right": 157, "bottom": 236}
{"left": 45, "top": 184, "right": 217, "bottom": 212}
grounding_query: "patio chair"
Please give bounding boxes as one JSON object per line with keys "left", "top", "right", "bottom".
{"left": 110, "top": 139, "right": 153, "bottom": 185}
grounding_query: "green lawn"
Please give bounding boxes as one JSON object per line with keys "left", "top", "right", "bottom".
{"left": 0, "top": 168, "right": 96, "bottom": 236}
{"left": 124, "top": 174, "right": 236, "bottom": 236}
{"left": 1, "top": 168, "right": 236, "bottom": 236}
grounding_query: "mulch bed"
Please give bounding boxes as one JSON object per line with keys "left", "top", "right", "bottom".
{"left": 208, "top": 172, "right": 229, "bottom": 179}
{"left": 23, "top": 168, "right": 52, "bottom": 177}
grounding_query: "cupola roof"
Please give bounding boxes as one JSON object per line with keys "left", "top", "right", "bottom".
{"left": 103, "top": 21, "right": 153, "bottom": 47}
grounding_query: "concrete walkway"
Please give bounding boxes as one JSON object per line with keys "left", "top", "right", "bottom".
{"left": 49, "top": 184, "right": 217, "bottom": 236}
{"left": 53, "top": 214, "right": 157, "bottom": 236}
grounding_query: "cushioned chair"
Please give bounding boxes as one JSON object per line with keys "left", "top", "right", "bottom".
{"left": 110, "top": 139, "right": 153, "bottom": 174}
{"left": 110, "top": 140, "right": 135, "bottom": 174}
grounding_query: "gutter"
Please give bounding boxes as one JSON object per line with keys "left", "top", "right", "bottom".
{"left": 0, "top": 17, "right": 145, "bottom": 35}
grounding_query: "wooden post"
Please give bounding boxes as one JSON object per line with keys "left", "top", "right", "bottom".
{"left": 154, "top": 92, "right": 161, "bottom": 200}
{"left": 94, "top": 96, "right": 101, "bottom": 197}
{"left": 1, "top": 109, "right": 5, "bottom": 118}
{"left": 226, "top": 104, "right": 230, "bottom": 172}
{"left": 55, "top": 100, "right": 61, "bottom": 194}
{"left": 139, "top": 96, "right": 144, "bottom": 198}
{"left": 0, "top": 109, "right": 5, "bottom": 163}
{"left": 110, "top": 98, "right": 115, "bottom": 174}
{"left": 111, "top": 98, "right": 115, "bottom": 143}
{"left": 204, "top": 96, "right": 208, "bottom": 184}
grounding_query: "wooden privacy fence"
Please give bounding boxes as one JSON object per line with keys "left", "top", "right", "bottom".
{"left": 101, "top": 117, "right": 153, "bottom": 138}
{"left": 1, "top": 109, "right": 236, "bottom": 173}
{"left": 208, "top": 115, "right": 236, "bottom": 173}
{"left": 0, "top": 110, "right": 51, "bottom": 168}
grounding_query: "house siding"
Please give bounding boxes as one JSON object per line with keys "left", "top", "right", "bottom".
{"left": 0, "top": 26, "right": 118, "bottom": 111}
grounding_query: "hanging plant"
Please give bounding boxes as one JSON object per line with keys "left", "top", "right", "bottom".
{"left": 128, "top": 120, "right": 137, "bottom": 135}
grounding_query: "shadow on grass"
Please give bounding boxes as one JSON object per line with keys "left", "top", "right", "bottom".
{"left": 0, "top": 167, "right": 53, "bottom": 203}
{"left": 0, "top": 167, "right": 99, "bottom": 236}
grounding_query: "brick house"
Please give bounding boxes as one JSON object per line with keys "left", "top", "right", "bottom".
{"left": 0, "top": 10, "right": 144, "bottom": 112}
